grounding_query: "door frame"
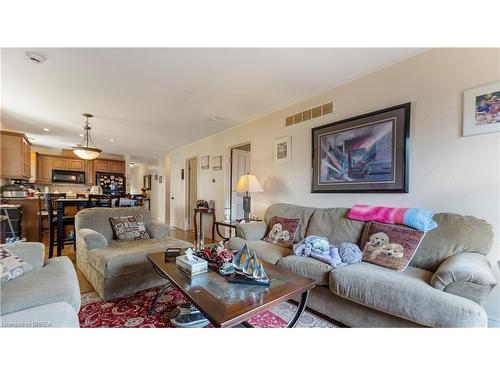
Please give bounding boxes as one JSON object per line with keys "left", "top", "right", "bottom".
{"left": 227, "top": 142, "right": 252, "bottom": 222}
{"left": 170, "top": 159, "right": 185, "bottom": 229}
{"left": 185, "top": 156, "right": 198, "bottom": 231}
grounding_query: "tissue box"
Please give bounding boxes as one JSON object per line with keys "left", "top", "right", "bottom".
{"left": 176, "top": 254, "right": 208, "bottom": 277}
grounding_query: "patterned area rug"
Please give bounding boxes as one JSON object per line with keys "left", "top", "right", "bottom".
{"left": 79, "top": 285, "right": 335, "bottom": 328}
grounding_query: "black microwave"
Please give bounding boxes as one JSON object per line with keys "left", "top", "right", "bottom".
{"left": 52, "top": 170, "right": 86, "bottom": 184}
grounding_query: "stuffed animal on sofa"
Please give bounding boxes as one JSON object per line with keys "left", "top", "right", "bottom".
{"left": 292, "top": 236, "right": 362, "bottom": 268}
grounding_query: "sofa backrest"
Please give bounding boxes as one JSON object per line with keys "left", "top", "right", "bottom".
{"left": 75, "top": 207, "right": 152, "bottom": 241}
{"left": 265, "top": 203, "right": 494, "bottom": 273}
{"left": 409, "top": 213, "right": 493, "bottom": 272}
{"left": 306, "top": 207, "right": 365, "bottom": 245}
{"left": 264, "top": 203, "right": 316, "bottom": 243}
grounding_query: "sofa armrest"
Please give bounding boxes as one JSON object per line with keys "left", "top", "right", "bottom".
{"left": 236, "top": 221, "right": 267, "bottom": 241}
{"left": 430, "top": 253, "right": 497, "bottom": 305}
{"left": 147, "top": 221, "right": 170, "bottom": 240}
{"left": 3, "top": 242, "right": 45, "bottom": 269}
{"left": 77, "top": 228, "right": 108, "bottom": 250}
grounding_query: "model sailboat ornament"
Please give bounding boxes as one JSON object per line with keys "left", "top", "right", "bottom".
{"left": 230, "top": 244, "right": 270, "bottom": 285}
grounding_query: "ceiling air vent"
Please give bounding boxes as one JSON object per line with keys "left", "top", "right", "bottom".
{"left": 285, "top": 101, "right": 333, "bottom": 126}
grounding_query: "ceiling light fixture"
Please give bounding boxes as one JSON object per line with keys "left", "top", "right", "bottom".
{"left": 43, "top": 128, "right": 50, "bottom": 132}
{"left": 25, "top": 51, "right": 46, "bottom": 64}
{"left": 109, "top": 138, "right": 115, "bottom": 142}
{"left": 73, "top": 113, "right": 102, "bottom": 160}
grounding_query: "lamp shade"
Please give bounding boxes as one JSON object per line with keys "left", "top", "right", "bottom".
{"left": 73, "top": 147, "right": 101, "bottom": 160}
{"left": 235, "top": 174, "right": 263, "bottom": 193}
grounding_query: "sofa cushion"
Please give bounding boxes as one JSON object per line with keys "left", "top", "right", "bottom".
{"left": 109, "top": 215, "right": 150, "bottom": 241}
{"left": 228, "top": 237, "right": 291, "bottom": 265}
{"left": 329, "top": 262, "right": 487, "bottom": 327}
{"left": 87, "top": 237, "right": 193, "bottom": 278}
{"left": 0, "top": 246, "right": 34, "bottom": 284}
{"left": 78, "top": 228, "right": 108, "bottom": 250}
{"left": 0, "top": 302, "right": 80, "bottom": 328}
{"left": 76, "top": 207, "right": 153, "bottom": 242}
{"left": 3, "top": 242, "right": 45, "bottom": 269}
{"left": 0, "top": 256, "right": 81, "bottom": 316}
{"left": 410, "top": 213, "right": 493, "bottom": 272}
{"left": 278, "top": 256, "right": 331, "bottom": 285}
{"left": 264, "top": 203, "right": 316, "bottom": 243}
{"left": 263, "top": 216, "right": 301, "bottom": 248}
{"left": 360, "top": 222, "right": 425, "bottom": 271}
{"left": 306, "top": 207, "right": 365, "bottom": 245}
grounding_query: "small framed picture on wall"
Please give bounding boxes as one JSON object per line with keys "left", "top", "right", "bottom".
{"left": 274, "top": 136, "right": 291, "bottom": 162}
{"left": 463, "top": 81, "right": 500, "bottom": 136}
{"left": 200, "top": 155, "right": 210, "bottom": 169}
{"left": 212, "top": 155, "right": 222, "bottom": 170}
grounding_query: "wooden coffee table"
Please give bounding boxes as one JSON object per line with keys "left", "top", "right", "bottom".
{"left": 146, "top": 251, "right": 316, "bottom": 328}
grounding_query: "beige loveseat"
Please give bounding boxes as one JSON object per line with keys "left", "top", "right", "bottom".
{"left": 228, "top": 203, "right": 498, "bottom": 327}
{"left": 75, "top": 207, "right": 192, "bottom": 300}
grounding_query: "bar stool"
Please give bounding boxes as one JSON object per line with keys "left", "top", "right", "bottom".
{"left": 44, "top": 193, "right": 75, "bottom": 258}
{"left": 37, "top": 192, "right": 66, "bottom": 242}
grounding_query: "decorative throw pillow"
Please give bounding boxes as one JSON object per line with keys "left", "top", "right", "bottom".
{"left": 360, "top": 221, "right": 425, "bottom": 271}
{"left": 0, "top": 247, "right": 34, "bottom": 284}
{"left": 263, "top": 216, "right": 301, "bottom": 248}
{"left": 109, "top": 215, "right": 150, "bottom": 241}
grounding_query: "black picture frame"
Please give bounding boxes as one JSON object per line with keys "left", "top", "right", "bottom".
{"left": 311, "top": 103, "right": 410, "bottom": 193}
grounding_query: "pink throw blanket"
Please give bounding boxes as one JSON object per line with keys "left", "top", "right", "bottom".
{"left": 347, "top": 204, "right": 437, "bottom": 232}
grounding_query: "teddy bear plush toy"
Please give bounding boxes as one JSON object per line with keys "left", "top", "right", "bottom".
{"left": 292, "top": 235, "right": 362, "bottom": 268}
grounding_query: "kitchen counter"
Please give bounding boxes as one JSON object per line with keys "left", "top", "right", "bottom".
{"left": 0, "top": 197, "right": 38, "bottom": 200}
{"left": 0, "top": 197, "right": 40, "bottom": 241}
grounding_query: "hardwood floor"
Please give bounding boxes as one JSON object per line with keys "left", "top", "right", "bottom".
{"left": 44, "top": 228, "right": 214, "bottom": 294}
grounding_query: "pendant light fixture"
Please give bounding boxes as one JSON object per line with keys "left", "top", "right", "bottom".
{"left": 73, "top": 113, "right": 102, "bottom": 160}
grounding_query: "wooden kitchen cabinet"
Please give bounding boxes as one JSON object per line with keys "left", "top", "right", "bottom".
{"left": 109, "top": 160, "right": 125, "bottom": 173}
{"left": 69, "top": 159, "right": 85, "bottom": 171}
{"left": 95, "top": 159, "right": 125, "bottom": 174}
{"left": 0, "top": 131, "right": 31, "bottom": 180}
{"left": 36, "top": 154, "right": 53, "bottom": 183}
{"left": 52, "top": 158, "right": 70, "bottom": 170}
{"left": 34, "top": 153, "right": 125, "bottom": 185}
{"left": 95, "top": 159, "right": 110, "bottom": 172}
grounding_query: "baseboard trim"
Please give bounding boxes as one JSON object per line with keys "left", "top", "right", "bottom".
{"left": 488, "top": 316, "right": 500, "bottom": 328}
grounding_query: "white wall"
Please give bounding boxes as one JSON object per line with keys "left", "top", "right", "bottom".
{"left": 129, "top": 163, "right": 146, "bottom": 194}
{"left": 144, "top": 159, "right": 167, "bottom": 222}
{"left": 166, "top": 48, "right": 500, "bottom": 324}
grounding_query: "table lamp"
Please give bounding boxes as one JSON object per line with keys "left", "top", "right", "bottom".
{"left": 235, "top": 173, "right": 263, "bottom": 222}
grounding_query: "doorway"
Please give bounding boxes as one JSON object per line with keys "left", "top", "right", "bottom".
{"left": 186, "top": 157, "right": 198, "bottom": 231}
{"left": 230, "top": 143, "right": 251, "bottom": 221}
{"left": 170, "top": 160, "right": 184, "bottom": 229}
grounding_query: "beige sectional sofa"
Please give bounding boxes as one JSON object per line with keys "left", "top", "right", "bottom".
{"left": 228, "top": 203, "right": 498, "bottom": 327}
{"left": 75, "top": 207, "right": 192, "bottom": 300}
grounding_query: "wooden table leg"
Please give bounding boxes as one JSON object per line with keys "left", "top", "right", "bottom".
{"left": 211, "top": 211, "right": 215, "bottom": 241}
{"left": 193, "top": 211, "right": 198, "bottom": 243}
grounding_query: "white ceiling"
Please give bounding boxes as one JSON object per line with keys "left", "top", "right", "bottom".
{"left": 1, "top": 48, "right": 426, "bottom": 159}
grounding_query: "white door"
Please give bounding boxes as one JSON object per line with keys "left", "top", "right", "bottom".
{"left": 170, "top": 160, "right": 184, "bottom": 229}
{"left": 231, "top": 149, "right": 250, "bottom": 220}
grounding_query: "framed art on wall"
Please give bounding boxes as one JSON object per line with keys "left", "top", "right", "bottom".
{"left": 463, "top": 82, "right": 500, "bottom": 136}
{"left": 311, "top": 103, "right": 410, "bottom": 193}
{"left": 200, "top": 155, "right": 210, "bottom": 169}
{"left": 274, "top": 136, "right": 291, "bottom": 162}
{"left": 212, "top": 155, "right": 222, "bottom": 170}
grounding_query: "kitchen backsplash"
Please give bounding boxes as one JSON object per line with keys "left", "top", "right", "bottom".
{"left": 35, "top": 183, "right": 90, "bottom": 194}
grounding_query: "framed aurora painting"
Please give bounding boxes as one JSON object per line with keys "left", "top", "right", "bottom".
{"left": 311, "top": 103, "right": 410, "bottom": 193}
